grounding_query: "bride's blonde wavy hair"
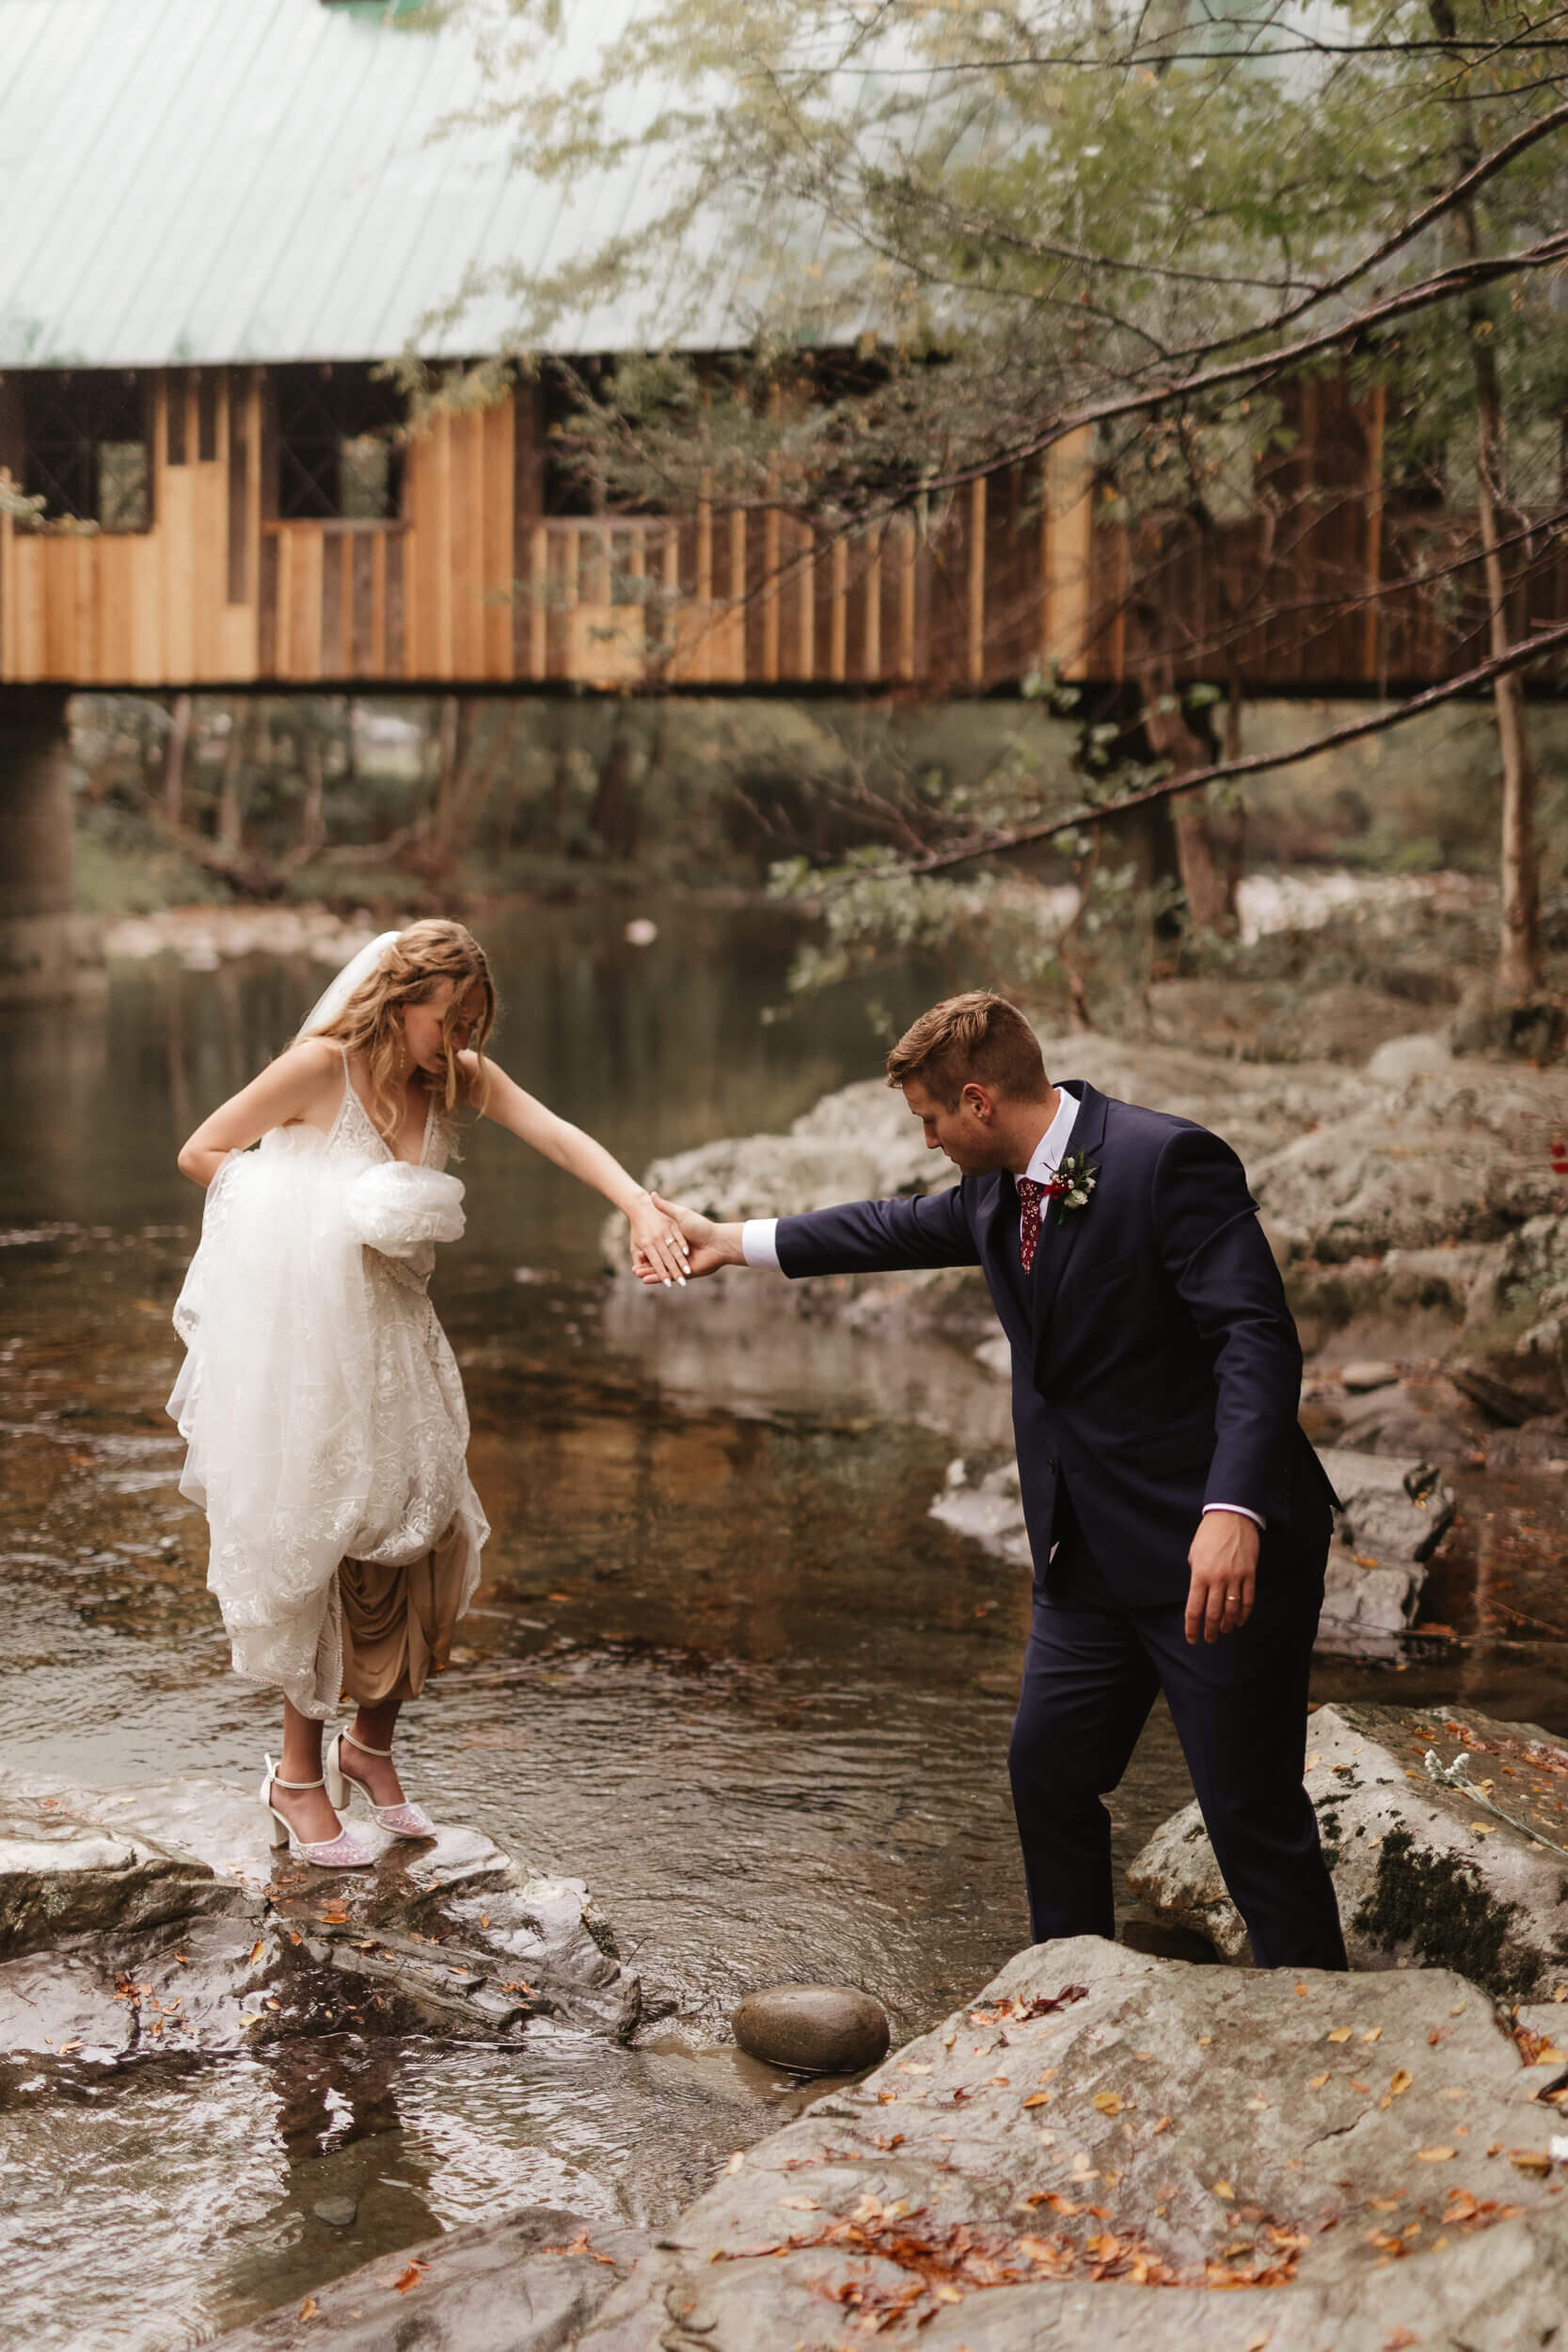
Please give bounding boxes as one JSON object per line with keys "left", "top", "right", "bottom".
{"left": 316, "top": 919, "right": 497, "bottom": 1147}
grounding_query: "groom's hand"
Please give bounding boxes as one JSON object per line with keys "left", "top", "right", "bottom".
{"left": 1184, "top": 1510, "right": 1260, "bottom": 1645}
{"left": 635, "top": 1193, "right": 746, "bottom": 1282}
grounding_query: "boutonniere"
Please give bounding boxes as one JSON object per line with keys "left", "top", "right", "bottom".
{"left": 1040, "top": 1150, "right": 1098, "bottom": 1223}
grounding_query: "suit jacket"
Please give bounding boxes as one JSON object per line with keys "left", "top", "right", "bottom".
{"left": 774, "top": 1081, "right": 1337, "bottom": 1604}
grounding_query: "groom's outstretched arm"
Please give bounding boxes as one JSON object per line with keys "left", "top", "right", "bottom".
{"left": 646, "top": 1184, "right": 978, "bottom": 1282}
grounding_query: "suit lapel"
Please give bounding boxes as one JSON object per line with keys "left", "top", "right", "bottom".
{"left": 1029, "top": 1081, "right": 1109, "bottom": 1375}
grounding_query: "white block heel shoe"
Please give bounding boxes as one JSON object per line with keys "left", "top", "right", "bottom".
{"left": 260, "top": 1756, "right": 374, "bottom": 1868}
{"left": 325, "top": 1725, "right": 436, "bottom": 1840}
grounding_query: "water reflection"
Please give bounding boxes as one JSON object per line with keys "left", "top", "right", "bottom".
{"left": 0, "top": 896, "right": 942, "bottom": 1262}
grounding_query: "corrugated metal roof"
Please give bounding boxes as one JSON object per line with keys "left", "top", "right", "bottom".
{"left": 0, "top": 0, "right": 739, "bottom": 366}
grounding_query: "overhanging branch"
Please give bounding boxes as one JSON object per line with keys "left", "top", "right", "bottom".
{"left": 858, "top": 619, "right": 1568, "bottom": 881}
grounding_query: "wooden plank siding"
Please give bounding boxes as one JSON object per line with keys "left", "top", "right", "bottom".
{"left": 2, "top": 369, "right": 1565, "bottom": 692}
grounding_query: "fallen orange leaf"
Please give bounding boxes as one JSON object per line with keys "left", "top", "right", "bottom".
{"left": 1092, "top": 2092, "right": 1122, "bottom": 2116}
{"left": 1416, "top": 2147, "right": 1456, "bottom": 2163}
{"left": 1307, "top": 2073, "right": 1330, "bottom": 2090}
{"left": 1326, "top": 2027, "right": 1353, "bottom": 2044}
{"left": 1390, "top": 2070, "right": 1413, "bottom": 2095}
{"left": 392, "top": 2260, "right": 428, "bottom": 2294}
{"left": 298, "top": 2298, "right": 319, "bottom": 2321}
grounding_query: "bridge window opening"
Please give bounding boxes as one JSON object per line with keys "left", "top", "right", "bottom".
{"left": 273, "top": 362, "right": 404, "bottom": 521}
{"left": 15, "top": 369, "right": 152, "bottom": 530}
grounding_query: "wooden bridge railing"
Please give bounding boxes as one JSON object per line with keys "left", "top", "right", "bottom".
{"left": 2, "top": 373, "right": 1563, "bottom": 692}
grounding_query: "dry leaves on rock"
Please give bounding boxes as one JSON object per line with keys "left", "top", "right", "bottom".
{"left": 968, "top": 1984, "right": 1088, "bottom": 2027}
{"left": 541, "top": 2228, "right": 619, "bottom": 2266}
{"left": 391, "top": 2258, "right": 428, "bottom": 2294}
{"left": 728, "top": 2189, "right": 1310, "bottom": 2314}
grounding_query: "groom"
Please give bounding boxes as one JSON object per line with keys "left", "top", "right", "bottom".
{"left": 656, "top": 992, "right": 1347, "bottom": 1971}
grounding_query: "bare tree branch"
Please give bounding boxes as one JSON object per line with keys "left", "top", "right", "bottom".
{"left": 859, "top": 619, "right": 1568, "bottom": 880}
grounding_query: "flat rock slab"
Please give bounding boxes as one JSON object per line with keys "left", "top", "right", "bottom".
{"left": 576, "top": 1935, "right": 1568, "bottom": 2352}
{"left": 57, "top": 1776, "right": 515, "bottom": 1913}
{"left": 201, "top": 2206, "right": 648, "bottom": 2352}
{"left": 0, "top": 1778, "right": 641, "bottom": 2052}
{"left": 734, "top": 1985, "right": 892, "bottom": 2075}
{"left": 0, "top": 1790, "right": 245, "bottom": 1958}
{"left": 1128, "top": 1703, "right": 1568, "bottom": 2000}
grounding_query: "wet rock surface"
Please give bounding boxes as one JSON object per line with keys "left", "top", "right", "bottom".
{"left": 0, "top": 1776, "right": 641, "bottom": 2065}
{"left": 1128, "top": 1702, "right": 1568, "bottom": 2000}
{"left": 0, "top": 1788, "right": 245, "bottom": 1958}
{"left": 732, "top": 1985, "right": 891, "bottom": 2076}
{"left": 573, "top": 1935, "right": 1568, "bottom": 2352}
{"left": 202, "top": 2205, "right": 649, "bottom": 2352}
{"left": 932, "top": 1449, "right": 1457, "bottom": 1660}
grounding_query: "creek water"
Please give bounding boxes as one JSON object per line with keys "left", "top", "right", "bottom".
{"left": 2, "top": 893, "right": 1565, "bottom": 2349}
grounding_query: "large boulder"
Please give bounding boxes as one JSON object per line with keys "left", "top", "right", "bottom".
{"left": 1128, "top": 1702, "right": 1568, "bottom": 2000}
{"left": 1249, "top": 1063, "right": 1566, "bottom": 1263}
{"left": 576, "top": 1933, "right": 1568, "bottom": 2352}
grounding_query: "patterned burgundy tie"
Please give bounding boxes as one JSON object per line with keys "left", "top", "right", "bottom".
{"left": 1017, "top": 1175, "right": 1045, "bottom": 1273}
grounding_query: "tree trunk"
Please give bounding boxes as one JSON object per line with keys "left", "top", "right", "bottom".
{"left": 216, "top": 708, "right": 245, "bottom": 856}
{"left": 1474, "top": 361, "right": 1541, "bottom": 998}
{"left": 162, "top": 691, "right": 192, "bottom": 826}
{"left": 1138, "top": 670, "right": 1236, "bottom": 936}
{"left": 1430, "top": 0, "right": 1541, "bottom": 1001}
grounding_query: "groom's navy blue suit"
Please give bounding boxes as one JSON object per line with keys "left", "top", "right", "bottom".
{"left": 772, "top": 1080, "right": 1348, "bottom": 1971}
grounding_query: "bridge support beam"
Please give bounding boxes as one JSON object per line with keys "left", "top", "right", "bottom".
{"left": 0, "top": 688, "right": 104, "bottom": 1003}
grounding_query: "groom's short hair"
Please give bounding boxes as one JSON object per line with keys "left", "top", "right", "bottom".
{"left": 886, "top": 992, "right": 1049, "bottom": 1107}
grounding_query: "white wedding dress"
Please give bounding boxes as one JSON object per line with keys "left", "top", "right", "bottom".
{"left": 167, "top": 1053, "right": 488, "bottom": 1718}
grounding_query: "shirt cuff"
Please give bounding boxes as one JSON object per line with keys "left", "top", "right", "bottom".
{"left": 741, "top": 1217, "right": 781, "bottom": 1271}
{"left": 1203, "top": 1502, "right": 1265, "bottom": 1531}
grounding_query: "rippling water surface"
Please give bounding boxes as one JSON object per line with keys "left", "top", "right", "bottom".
{"left": 1, "top": 895, "right": 1564, "bottom": 2347}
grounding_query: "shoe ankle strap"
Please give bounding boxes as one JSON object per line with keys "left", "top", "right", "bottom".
{"left": 341, "top": 1726, "right": 393, "bottom": 1758}
{"left": 268, "top": 1770, "right": 325, "bottom": 1790}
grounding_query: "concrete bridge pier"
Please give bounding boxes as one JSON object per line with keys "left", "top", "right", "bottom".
{"left": 0, "top": 688, "right": 104, "bottom": 1003}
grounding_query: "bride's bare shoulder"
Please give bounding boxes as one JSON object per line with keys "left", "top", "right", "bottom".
{"left": 454, "top": 1046, "right": 505, "bottom": 1105}
{"left": 284, "top": 1036, "right": 345, "bottom": 1085}
{"left": 265, "top": 1036, "right": 345, "bottom": 1119}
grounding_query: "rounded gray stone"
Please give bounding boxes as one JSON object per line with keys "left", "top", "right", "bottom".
{"left": 1340, "top": 1359, "right": 1399, "bottom": 1392}
{"left": 732, "top": 1984, "right": 890, "bottom": 2076}
{"left": 312, "top": 2197, "right": 358, "bottom": 2230}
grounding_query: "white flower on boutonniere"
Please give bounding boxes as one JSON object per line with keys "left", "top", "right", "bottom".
{"left": 1040, "top": 1150, "right": 1098, "bottom": 1224}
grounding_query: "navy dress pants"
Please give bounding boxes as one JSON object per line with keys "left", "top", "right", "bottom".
{"left": 1006, "top": 1509, "right": 1348, "bottom": 1972}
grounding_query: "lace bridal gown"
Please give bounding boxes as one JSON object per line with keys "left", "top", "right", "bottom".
{"left": 168, "top": 1053, "right": 489, "bottom": 1717}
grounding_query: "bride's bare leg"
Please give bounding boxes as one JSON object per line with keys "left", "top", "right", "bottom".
{"left": 272, "top": 1702, "right": 343, "bottom": 1843}
{"left": 344, "top": 1695, "right": 407, "bottom": 1807}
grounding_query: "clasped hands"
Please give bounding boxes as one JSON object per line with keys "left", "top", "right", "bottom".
{"left": 630, "top": 1194, "right": 737, "bottom": 1285}
{"left": 635, "top": 1195, "right": 1259, "bottom": 1645}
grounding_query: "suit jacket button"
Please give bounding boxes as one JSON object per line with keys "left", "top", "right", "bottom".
{"left": 1046, "top": 1456, "right": 1059, "bottom": 1475}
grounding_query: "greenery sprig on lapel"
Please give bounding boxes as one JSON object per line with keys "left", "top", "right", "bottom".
{"left": 1040, "top": 1151, "right": 1098, "bottom": 1225}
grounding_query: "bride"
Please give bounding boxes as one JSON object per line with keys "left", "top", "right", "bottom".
{"left": 168, "top": 918, "right": 689, "bottom": 1867}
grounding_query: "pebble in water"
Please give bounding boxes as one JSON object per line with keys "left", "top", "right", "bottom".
{"left": 732, "top": 1984, "right": 891, "bottom": 2076}
{"left": 312, "top": 2198, "right": 357, "bottom": 2231}
{"left": 1340, "top": 1359, "right": 1399, "bottom": 1393}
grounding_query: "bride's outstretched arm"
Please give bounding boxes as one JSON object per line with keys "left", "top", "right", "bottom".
{"left": 176, "top": 1039, "right": 343, "bottom": 1188}
{"left": 460, "top": 1053, "right": 689, "bottom": 1286}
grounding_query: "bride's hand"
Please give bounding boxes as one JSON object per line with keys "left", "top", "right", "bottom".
{"left": 626, "top": 1192, "right": 690, "bottom": 1287}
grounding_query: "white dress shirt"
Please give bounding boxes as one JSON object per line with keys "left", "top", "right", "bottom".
{"left": 740, "top": 1087, "right": 1260, "bottom": 1529}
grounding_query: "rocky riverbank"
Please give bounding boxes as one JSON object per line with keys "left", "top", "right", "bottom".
{"left": 632, "top": 1025, "right": 1566, "bottom": 1382}
{"left": 208, "top": 1906, "right": 1568, "bottom": 2350}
